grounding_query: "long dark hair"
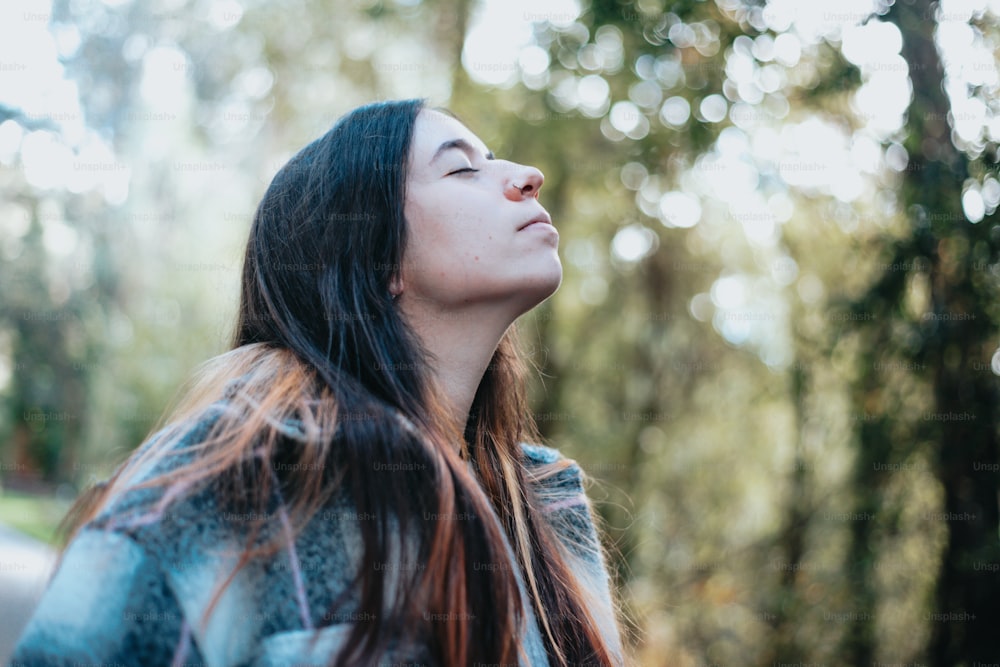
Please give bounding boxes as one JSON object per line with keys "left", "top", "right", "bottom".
{"left": 64, "top": 99, "right": 622, "bottom": 666}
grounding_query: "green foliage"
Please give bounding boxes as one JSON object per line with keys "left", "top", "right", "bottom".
{"left": 0, "top": 491, "right": 71, "bottom": 546}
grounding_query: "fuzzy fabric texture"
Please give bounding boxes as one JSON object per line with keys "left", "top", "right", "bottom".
{"left": 10, "top": 403, "right": 623, "bottom": 667}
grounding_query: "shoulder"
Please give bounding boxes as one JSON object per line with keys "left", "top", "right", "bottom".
{"left": 519, "top": 441, "right": 583, "bottom": 476}
{"left": 90, "top": 400, "right": 233, "bottom": 529}
{"left": 519, "top": 443, "right": 625, "bottom": 660}
{"left": 519, "top": 441, "right": 571, "bottom": 467}
{"left": 518, "top": 442, "right": 605, "bottom": 560}
{"left": 519, "top": 441, "right": 589, "bottom": 499}
{"left": 83, "top": 403, "right": 244, "bottom": 561}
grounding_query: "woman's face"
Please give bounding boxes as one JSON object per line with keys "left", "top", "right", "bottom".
{"left": 398, "top": 109, "right": 562, "bottom": 317}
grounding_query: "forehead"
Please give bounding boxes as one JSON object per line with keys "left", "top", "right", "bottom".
{"left": 409, "top": 109, "right": 490, "bottom": 165}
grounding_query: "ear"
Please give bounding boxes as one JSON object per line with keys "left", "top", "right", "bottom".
{"left": 389, "top": 273, "right": 404, "bottom": 299}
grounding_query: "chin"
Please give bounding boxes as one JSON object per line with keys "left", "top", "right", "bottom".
{"left": 539, "top": 264, "right": 563, "bottom": 299}
{"left": 514, "top": 264, "right": 563, "bottom": 313}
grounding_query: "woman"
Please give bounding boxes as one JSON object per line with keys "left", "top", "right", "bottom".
{"left": 11, "top": 99, "right": 626, "bottom": 666}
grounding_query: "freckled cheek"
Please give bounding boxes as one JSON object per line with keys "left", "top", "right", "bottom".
{"left": 447, "top": 207, "right": 483, "bottom": 234}
{"left": 406, "top": 201, "right": 451, "bottom": 249}
{"left": 408, "top": 197, "right": 497, "bottom": 261}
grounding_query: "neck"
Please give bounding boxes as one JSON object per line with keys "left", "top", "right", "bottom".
{"left": 398, "top": 298, "right": 514, "bottom": 438}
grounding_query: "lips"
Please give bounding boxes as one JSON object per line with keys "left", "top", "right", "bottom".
{"left": 518, "top": 212, "right": 553, "bottom": 231}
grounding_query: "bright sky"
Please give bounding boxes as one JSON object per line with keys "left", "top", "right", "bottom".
{"left": 0, "top": 0, "right": 128, "bottom": 211}
{"left": 4, "top": 0, "right": 994, "bottom": 218}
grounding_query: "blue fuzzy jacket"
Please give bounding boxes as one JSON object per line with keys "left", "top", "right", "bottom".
{"left": 9, "top": 400, "right": 624, "bottom": 667}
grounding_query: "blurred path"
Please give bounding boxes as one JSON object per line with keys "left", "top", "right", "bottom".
{"left": 0, "top": 524, "right": 56, "bottom": 664}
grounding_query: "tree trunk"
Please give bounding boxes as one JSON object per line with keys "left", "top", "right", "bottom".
{"left": 886, "top": 1, "right": 1000, "bottom": 662}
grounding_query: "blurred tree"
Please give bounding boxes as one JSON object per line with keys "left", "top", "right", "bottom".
{"left": 479, "top": 0, "right": 1000, "bottom": 664}
{"left": 497, "top": 1, "right": 877, "bottom": 663}
{"left": 0, "top": 115, "right": 112, "bottom": 487}
{"left": 843, "top": 0, "right": 1000, "bottom": 662}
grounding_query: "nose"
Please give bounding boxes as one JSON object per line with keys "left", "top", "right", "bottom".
{"left": 504, "top": 164, "right": 544, "bottom": 201}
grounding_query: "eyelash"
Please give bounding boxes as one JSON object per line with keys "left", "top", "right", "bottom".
{"left": 448, "top": 167, "right": 479, "bottom": 176}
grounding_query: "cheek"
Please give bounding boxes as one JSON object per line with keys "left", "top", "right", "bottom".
{"left": 406, "top": 196, "right": 493, "bottom": 260}
{"left": 401, "top": 206, "right": 507, "bottom": 298}
{"left": 402, "top": 198, "right": 464, "bottom": 285}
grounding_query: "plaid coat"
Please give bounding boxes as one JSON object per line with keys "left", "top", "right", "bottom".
{"left": 10, "top": 401, "right": 624, "bottom": 667}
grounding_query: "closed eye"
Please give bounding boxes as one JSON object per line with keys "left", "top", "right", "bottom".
{"left": 447, "top": 167, "right": 479, "bottom": 176}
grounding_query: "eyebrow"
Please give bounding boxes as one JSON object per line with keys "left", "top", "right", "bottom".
{"left": 429, "top": 138, "right": 495, "bottom": 165}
